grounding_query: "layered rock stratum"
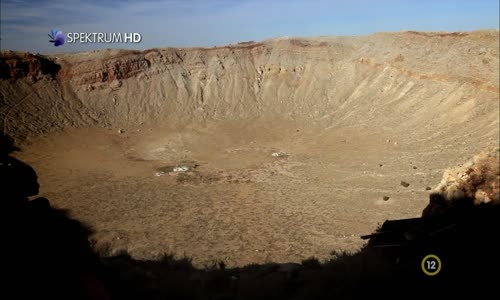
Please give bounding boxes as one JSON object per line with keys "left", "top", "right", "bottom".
{"left": 2, "top": 30, "right": 498, "bottom": 140}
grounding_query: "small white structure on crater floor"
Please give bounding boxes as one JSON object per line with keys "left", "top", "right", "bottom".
{"left": 271, "top": 151, "right": 287, "bottom": 157}
{"left": 173, "top": 166, "right": 190, "bottom": 172}
{"left": 155, "top": 163, "right": 195, "bottom": 176}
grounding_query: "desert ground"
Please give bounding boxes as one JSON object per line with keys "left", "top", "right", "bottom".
{"left": 1, "top": 30, "right": 498, "bottom": 268}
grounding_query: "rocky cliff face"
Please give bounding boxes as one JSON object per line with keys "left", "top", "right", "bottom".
{"left": 0, "top": 52, "right": 61, "bottom": 81}
{"left": 1, "top": 31, "right": 499, "bottom": 142}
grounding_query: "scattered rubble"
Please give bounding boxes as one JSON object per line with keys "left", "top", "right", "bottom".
{"left": 110, "top": 79, "right": 122, "bottom": 89}
{"left": 400, "top": 181, "right": 410, "bottom": 187}
{"left": 425, "top": 147, "right": 499, "bottom": 214}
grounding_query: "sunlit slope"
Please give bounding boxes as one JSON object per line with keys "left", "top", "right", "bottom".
{"left": 1, "top": 30, "right": 498, "bottom": 142}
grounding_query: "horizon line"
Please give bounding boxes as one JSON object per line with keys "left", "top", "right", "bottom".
{"left": 1, "top": 28, "right": 498, "bottom": 56}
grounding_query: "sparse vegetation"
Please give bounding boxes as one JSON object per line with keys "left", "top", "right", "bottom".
{"left": 2, "top": 132, "right": 500, "bottom": 299}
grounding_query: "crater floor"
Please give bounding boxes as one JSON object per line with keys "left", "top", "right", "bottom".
{"left": 16, "top": 120, "right": 491, "bottom": 267}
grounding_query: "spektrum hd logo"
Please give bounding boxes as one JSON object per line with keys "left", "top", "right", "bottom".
{"left": 47, "top": 28, "right": 143, "bottom": 46}
{"left": 48, "top": 29, "right": 65, "bottom": 46}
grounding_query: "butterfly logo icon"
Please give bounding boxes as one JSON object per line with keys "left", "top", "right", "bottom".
{"left": 48, "top": 29, "right": 65, "bottom": 46}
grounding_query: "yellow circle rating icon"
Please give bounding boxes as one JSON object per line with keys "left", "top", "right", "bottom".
{"left": 421, "top": 254, "right": 442, "bottom": 276}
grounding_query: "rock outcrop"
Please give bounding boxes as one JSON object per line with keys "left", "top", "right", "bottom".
{"left": 423, "top": 147, "right": 500, "bottom": 216}
{"left": 0, "top": 51, "right": 61, "bottom": 81}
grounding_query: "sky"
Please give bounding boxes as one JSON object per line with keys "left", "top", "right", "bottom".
{"left": 1, "top": 0, "right": 499, "bottom": 53}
